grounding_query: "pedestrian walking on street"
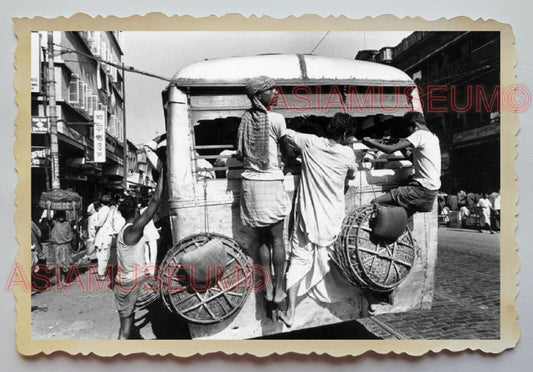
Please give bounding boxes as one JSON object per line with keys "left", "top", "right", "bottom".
{"left": 441, "top": 205, "right": 451, "bottom": 226}
{"left": 489, "top": 189, "right": 501, "bottom": 232}
{"left": 94, "top": 195, "right": 125, "bottom": 281}
{"left": 460, "top": 204, "right": 470, "bottom": 228}
{"left": 447, "top": 192, "right": 459, "bottom": 211}
{"left": 477, "top": 193, "right": 494, "bottom": 234}
{"left": 50, "top": 210, "right": 73, "bottom": 285}
{"left": 140, "top": 196, "right": 160, "bottom": 276}
{"left": 457, "top": 189, "right": 467, "bottom": 209}
{"left": 77, "top": 201, "right": 101, "bottom": 264}
{"left": 466, "top": 191, "right": 476, "bottom": 209}
{"left": 31, "top": 219, "right": 45, "bottom": 266}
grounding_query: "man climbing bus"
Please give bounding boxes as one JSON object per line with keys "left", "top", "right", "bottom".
{"left": 363, "top": 111, "right": 441, "bottom": 214}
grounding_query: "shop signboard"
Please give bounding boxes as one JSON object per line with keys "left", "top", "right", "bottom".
{"left": 31, "top": 147, "right": 49, "bottom": 167}
{"left": 31, "top": 117, "right": 49, "bottom": 134}
{"left": 51, "top": 155, "right": 59, "bottom": 183}
{"left": 452, "top": 123, "right": 500, "bottom": 143}
{"left": 93, "top": 110, "right": 106, "bottom": 163}
{"left": 31, "top": 32, "right": 41, "bottom": 93}
{"left": 65, "top": 174, "right": 88, "bottom": 182}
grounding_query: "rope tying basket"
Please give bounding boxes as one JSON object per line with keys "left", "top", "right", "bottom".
{"left": 160, "top": 233, "right": 253, "bottom": 324}
{"left": 332, "top": 205, "right": 416, "bottom": 292}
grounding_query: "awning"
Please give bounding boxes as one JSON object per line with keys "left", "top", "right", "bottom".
{"left": 103, "top": 164, "right": 125, "bottom": 177}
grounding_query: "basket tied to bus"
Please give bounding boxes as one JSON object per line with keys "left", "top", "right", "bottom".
{"left": 160, "top": 233, "right": 254, "bottom": 324}
{"left": 332, "top": 205, "right": 416, "bottom": 292}
{"left": 181, "top": 238, "right": 229, "bottom": 287}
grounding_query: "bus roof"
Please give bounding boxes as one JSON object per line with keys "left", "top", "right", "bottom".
{"left": 172, "top": 54, "right": 414, "bottom": 87}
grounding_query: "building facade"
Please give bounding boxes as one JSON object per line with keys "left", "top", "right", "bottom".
{"left": 357, "top": 32, "right": 500, "bottom": 194}
{"left": 31, "top": 31, "right": 152, "bottom": 214}
{"left": 127, "top": 143, "right": 156, "bottom": 196}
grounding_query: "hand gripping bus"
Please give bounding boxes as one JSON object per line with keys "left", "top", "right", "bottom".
{"left": 156, "top": 54, "right": 437, "bottom": 339}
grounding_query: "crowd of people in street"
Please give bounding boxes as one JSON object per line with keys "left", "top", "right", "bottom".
{"left": 438, "top": 189, "right": 501, "bottom": 233}
{"left": 32, "top": 182, "right": 169, "bottom": 339}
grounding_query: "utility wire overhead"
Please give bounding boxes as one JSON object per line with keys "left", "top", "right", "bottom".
{"left": 52, "top": 43, "right": 173, "bottom": 83}
{"left": 309, "top": 31, "right": 330, "bottom": 54}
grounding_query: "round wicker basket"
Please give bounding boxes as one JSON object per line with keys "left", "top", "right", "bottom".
{"left": 160, "top": 233, "right": 253, "bottom": 324}
{"left": 332, "top": 205, "right": 416, "bottom": 292}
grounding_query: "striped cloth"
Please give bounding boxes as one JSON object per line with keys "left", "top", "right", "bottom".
{"left": 237, "top": 76, "right": 275, "bottom": 170}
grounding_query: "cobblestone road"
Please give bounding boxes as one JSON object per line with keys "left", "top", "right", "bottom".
{"left": 31, "top": 227, "right": 500, "bottom": 340}
{"left": 358, "top": 227, "right": 500, "bottom": 339}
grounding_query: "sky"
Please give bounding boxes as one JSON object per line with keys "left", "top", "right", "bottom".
{"left": 122, "top": 31, "right": 412, "bottom": 144}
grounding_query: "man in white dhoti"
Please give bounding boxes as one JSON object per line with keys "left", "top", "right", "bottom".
{"left": 94, "top": 195, "right": 125, "bottom": 280}
{"left": 237, "top": 76, "right": 292, "bottom": 304}
{"left": 280, "top": 113, "right": 357, "bottom": 327}
{"left": 477, "top": 193, "right": 494, "bottom": 234}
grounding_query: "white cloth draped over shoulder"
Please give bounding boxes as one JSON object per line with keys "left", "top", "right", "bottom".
{"left": 94, "top": 205, "right": 125, "bottom": 249}
{"left": 284, "top": 129, "right": 357, "bottom": 302}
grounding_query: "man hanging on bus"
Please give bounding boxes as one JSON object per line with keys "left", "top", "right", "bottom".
{"left": 362, "top": 111, "right": 441, "bottom": 215}
{"left": 279, "top": 113, "right": 357, "bottom": 327}
{"left": 237, "top": 75, "right": 292, "bottom": 305}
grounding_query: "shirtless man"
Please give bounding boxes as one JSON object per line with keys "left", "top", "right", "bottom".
{"left": 114, "top": 171, "right": 163, "bottom": 339}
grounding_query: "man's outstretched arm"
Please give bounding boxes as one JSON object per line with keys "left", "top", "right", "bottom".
{"left": 362, "top": 137, "right": 412, "bottom": 155}
{"left": 123, "top": 171, "right": 164, "bottom": 246}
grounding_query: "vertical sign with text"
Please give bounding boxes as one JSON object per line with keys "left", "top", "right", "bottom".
{"left": 31, "top": 32, "right": 41, "bottom": 93}
{"left": 51, "top": 155, "right": 59, "bottom": 183}
{"left": 93, "top": 110, "right": 106, "bottom": 163}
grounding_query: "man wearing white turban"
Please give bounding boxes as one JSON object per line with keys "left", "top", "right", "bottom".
{"left": 237, "top": 75, "right": 291, "bottom": 304}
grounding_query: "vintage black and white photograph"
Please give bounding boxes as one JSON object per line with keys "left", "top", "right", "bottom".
{"left": 15, "top": 16, "right": 518, "bottom": 356}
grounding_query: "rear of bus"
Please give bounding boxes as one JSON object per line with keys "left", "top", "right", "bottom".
{"left": 161, "top": 54, "right": 437, "bottom": 338}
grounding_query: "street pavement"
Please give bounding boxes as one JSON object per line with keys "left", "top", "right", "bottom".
{"left": 358, "top": 227, "right": 500, "bottom": 339}
{"left": 30, "top": 226, "right": 500, "bottom": 340}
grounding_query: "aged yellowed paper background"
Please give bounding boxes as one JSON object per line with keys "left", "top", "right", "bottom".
{"left": 13, "top": 13, "right": 519, "bottom": 356}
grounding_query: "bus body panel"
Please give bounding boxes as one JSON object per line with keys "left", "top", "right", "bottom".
{"left": 163, "top": 55, "right": 437, "bottom": 339}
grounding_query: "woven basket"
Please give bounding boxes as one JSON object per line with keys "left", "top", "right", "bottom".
{"left": 160, "top": 233, "right": 253, "bottom": 324}
{"left": 332, "top": 205, "right": 416, "bottom": 292}
{"left": 39, "top": 189, "right": 82, "bottom": 211}
{"left": 39, "top": 200, "right": 82, "bottom": 211}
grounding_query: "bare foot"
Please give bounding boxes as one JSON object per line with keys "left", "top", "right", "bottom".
{"left": 273, "top": 289, "right": 287, "bottom": 304}
{"left": 369, "top": 302, "right": 394, "bottom": 316}
{"left": 279, "top": 309, "right": 294, "bottom": 328}
{"left": 264, "top": 281, "right": 274, "bottom": 302}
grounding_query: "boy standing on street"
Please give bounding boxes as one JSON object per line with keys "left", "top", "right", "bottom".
{"left": 114, "top": 171, "right": 164, "bottom": 339}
